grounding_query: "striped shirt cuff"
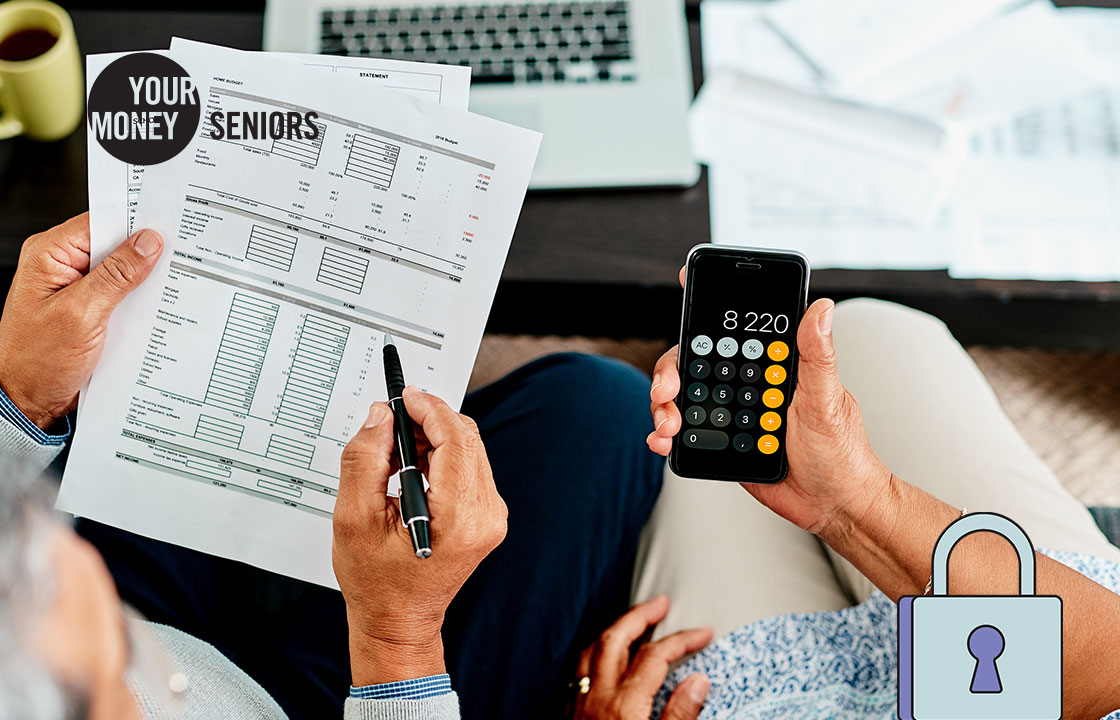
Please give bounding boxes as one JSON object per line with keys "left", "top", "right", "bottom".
{"left": 350, "top": 675, "right": 453, "bottom": 700}
{"left": 0, "top": 385, "right": 69, "bottom": 446}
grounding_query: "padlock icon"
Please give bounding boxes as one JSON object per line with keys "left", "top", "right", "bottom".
{"left": 898, "top": 512, "right": 1062, "bottom": 719}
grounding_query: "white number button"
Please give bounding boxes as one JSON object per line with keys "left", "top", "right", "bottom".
{"left": 691, "top": 335, "right": 713, "bottom": 356}
{"left": 742, "top": 339, "right": 764, "bottom": 360}
{"left": 716, "top": 337, "right": 738, "bottom": 358}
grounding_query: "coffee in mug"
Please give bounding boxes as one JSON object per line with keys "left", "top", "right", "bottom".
{"left": 0, "top": 27, "right": 58, "bottom": 61}
{"left": 0, "top": 0, "right": 82, "bottom": 141}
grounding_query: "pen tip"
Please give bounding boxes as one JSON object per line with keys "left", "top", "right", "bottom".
{"left": 410, "top": 520, "right": 431, "bottom": 559}
{"left": 383, "top": 332, "right": 396, "bottom": 347}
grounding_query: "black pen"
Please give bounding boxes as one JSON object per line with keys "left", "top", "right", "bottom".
{"left": 382, "top": 333, "right": 432, "bottom": 559}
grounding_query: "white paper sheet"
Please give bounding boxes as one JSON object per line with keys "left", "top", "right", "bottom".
{"left": 1059, "top": 6, "right": 1120, "bottom": 73}
{"left": 689, "top": 71, "right": 964, "bottom": 226}
{"left": 708, "top": 165, "right": 957, "bottom": 270}
{"left": 697, "top": 4, "right": 958, "bottom": 268}
{"left": 700, "top": 1, "right": 1102, "bottom": 127}
{"left": 61, "top": 39, "right": 540, "bottom": 587}
{"left": 81, "top": 48, "right": 470, "bottom": 427}
{"left": 844, "top": 1, "right": 1103, "bottom": 125}
{"left": 699, "top": 1, "right": 817, "bottom": 93}
{"left": 86, "top": 48, "right": 471, "bottom": 265}
{"left": 762, "top": 0, "right": 1019, "bottom": 90}
{"left": 949, "top": 86, "right": 1120, "bottom": 280}
{"left": 893, "top": 6, "right": 1120, "bottom": 280}
{"left": 949, "top": 158, "right": 1120, "bottom": 281}
{"left": 85, "top": 50, "right": 168, "bottom": 266}
{"left": 947, "top": 6, "right": 1120, "bottom": 280}
{"left": 698, "top": 0, "right": 1120, "bottom": 276}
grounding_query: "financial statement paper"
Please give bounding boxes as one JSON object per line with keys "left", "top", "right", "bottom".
{"left": 84, "top": 45, "right": 471, "bottom": 269}
{"left": 80, "top": 45, "right": 470, "bottom": 427}
{"left": 61, "top": 39, "right": 540, "bottom": 587}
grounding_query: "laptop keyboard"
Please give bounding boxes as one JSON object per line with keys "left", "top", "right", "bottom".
{"left": 319, "top": 2, "right": 635, "bottom": 85}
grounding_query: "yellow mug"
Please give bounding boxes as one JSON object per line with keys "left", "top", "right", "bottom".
{"left": 0, "top": 0, "right": 82, "bottom": 141}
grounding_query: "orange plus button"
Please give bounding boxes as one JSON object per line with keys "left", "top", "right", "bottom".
{"left": 762, "top": 388, "right": 784, "bottom": 408}
{"left": 757, "top": 434, "right": 780, "bottom": 454}
{"left": 760, "top": 411, "right": 782, "bottom": 431}
{"left": 767, "top": 341, "right": 789, "bottom": 362}
{"left": 765, "top": 364, "right": 786, "bottom": 385}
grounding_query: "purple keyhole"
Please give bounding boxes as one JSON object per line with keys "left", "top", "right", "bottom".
{"left": 968, "top": 624, "right": 1005, "bottom": 694}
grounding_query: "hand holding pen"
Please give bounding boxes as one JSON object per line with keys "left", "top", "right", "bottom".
{"left": 333, "top": 383, "right": 508, "bottom": 686}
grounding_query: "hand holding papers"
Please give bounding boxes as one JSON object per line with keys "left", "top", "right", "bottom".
{"left": 62, "top": 40, "right": 541, "bottom": 587}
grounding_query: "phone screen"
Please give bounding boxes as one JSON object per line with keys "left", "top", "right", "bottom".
{"left": 670, "top": 247, "right": 808, "bottom": 483}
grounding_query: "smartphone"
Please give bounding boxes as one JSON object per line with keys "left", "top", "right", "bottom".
{"left": 669, "top": 245, "right": 810, "bottom": 483}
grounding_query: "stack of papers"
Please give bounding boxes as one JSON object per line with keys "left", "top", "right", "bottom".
{"left": 61, "top": 39, "right": 541, "bottom": 586}
{"left": 690, "top": 73, "right": 965, "bottom": 227}
{"left": 695, "top": 0, "right": 1120, "bottom": 280}
{"left": 763, "top": 0, "right": 1022, "bottom": 92}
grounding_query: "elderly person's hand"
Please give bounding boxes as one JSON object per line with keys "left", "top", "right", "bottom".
{"left": 573, "top": 595, "right": 712, "bottom": 720}
{"left": 647, "top": 271, "right": 1120, "bottom": 719}
{"left": 647, "top": 267, "right": 892, "bottom": 537}
{"left": 0, "top": 213, "right": 163, "bottom": 428}
{"left": 333, "top": 386, "right": 508, "bottom": 685}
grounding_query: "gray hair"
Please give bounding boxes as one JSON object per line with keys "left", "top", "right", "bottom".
{"left": 0, "top": 457, "right": 77, "bottom": 719}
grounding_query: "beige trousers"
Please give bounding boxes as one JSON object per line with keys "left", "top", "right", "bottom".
{"left": 632, "top": 299, "right": 1120, "bottom": 640}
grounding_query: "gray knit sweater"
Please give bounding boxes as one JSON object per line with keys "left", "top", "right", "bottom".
{"left": 0, "top": 415, "right": 461, "bottom": 720}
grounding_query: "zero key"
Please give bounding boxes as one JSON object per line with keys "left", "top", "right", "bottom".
{"left": 681, "top": 429, "right": 729, "bottom": 451}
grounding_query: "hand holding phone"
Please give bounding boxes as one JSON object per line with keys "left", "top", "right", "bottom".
{"left": 668, "top": 245, "right": 809, "bottom": 483}
{"left": 650, "top": 254, "right": 897, "bottom": 538}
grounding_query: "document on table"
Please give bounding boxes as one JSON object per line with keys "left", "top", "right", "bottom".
{"left": 689, "top": 71, "right": 964, "bottom": 225}
{"left": 699, "top": 0, "right": 817, "bottom": 93}
{"left": 762, "top": 0, "right": 1020, "bottom": 90}
{"left": 844, "top": 1, "right": 1102, "bottom": 125}
{"left": 61, "top": 40, "right": 540, "bottom": 587}
{"left": 697, "top": 0, "right": 1120, "bottom": 276}
{"left": 702, "top": 0, "right": 1102, "bottom": 125}
{"left": 707, "top": 166, "right": 959, "bottom": 270}
{"left": 697, "top": 3, "right": 958, "bottom": 269}
{"left": 949, "top": 86, "right": 1120, "bottom": 281}
{"left": 86, "top": 46, "right": 471, "bottom": 265}
{"left": 946, "top": 8, "right": 1120, "bottom": 280}
{"left": 1060, "top": 6, "right": 1120, "bottom": 74}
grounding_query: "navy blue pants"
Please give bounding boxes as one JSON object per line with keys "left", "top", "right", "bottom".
{"left": 77, "top": 353, "right": 663, "bottom": 720}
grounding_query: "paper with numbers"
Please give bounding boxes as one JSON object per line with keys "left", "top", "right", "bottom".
{"left": 85, "top": 47, "right": 470, "bottom": 266}
{"left": 63, "top": 39, "right": 539, "bottom": 587}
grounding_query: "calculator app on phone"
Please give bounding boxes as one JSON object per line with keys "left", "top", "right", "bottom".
{"left": 670, "top": 246, "right": 809, "bottom": 483}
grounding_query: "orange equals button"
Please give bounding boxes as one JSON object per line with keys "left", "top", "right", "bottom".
{"left": 757, "top": 434, "right": 779, "bottom": 454}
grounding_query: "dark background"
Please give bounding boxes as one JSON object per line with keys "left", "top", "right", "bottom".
{"left": 4, "top": 0, "right": 1120, "bottom": 347}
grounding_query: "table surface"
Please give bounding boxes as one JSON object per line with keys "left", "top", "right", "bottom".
{"left": 3, "top": 3, "right": 1120, "bottom": 348}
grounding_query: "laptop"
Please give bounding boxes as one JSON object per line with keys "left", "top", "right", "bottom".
{"left": 264, "top": 0, "right": 699, "bottom": 189}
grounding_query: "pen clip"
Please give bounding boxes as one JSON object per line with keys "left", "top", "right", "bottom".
{"left": 395, "top": 465, "right": 428, "bottom": 527}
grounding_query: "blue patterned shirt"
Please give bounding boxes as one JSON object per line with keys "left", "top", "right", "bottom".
{"left": 0, "top": 385, "right": 69, "bottom": 446}
{"left": 654, "top": 549, "right": 1120, "bottom": 720}
{"left": 351, "top": 675, "right": 453, "bottom": 700}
